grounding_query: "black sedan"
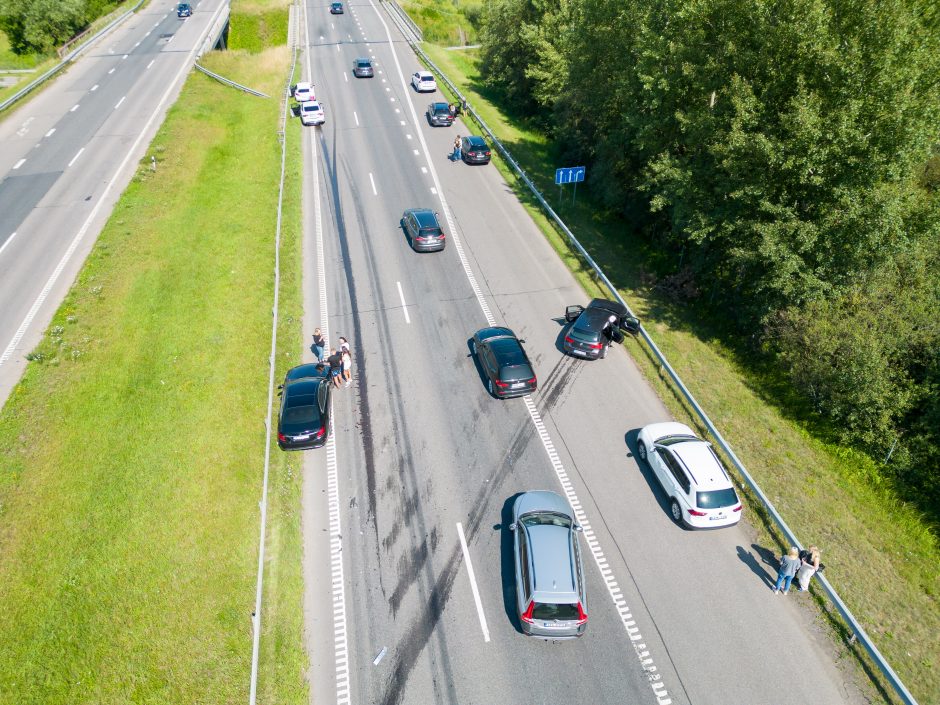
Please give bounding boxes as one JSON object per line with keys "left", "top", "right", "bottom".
{"left": 472, "top": 327, "right": 537, "bottom": 398}
{"left": 427, "top": 102, "right": 454, "bottom": 126}
{"left": 353, "top": 58, "right": 374, "bottom": 77}
{"left": 277, "top": 363, "right": 332, "bottom": 450}
{"left": 177, "top": 2, "right": 192, "bottom": 17}
{"left": 401, "top": 208, "right": 445, "bottom": 252}
{"left": 563, "top": 298, "right": 640, "bottom": 359}
{"left": 330, "top": 2, "right": 344, "bottom": 13}
{"left": 461, "top": 135, "right": 491, "bottom": 164}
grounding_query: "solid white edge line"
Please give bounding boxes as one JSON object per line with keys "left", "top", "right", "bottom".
{"left": 369, "top": 172, "right": 377, "bottom": 195}
{"left": 45, "top": 128, "right": 55, "bottom": 138}
{"left": 70, "top": 104, "right": 79, "bottom": 112}
{"left": 115, "top": 96, "right": 126, "bottom": 109}
{"left": 353, "top": 110, "right": 358, "bottom": 126}
{"left": 457, "top": 522, "right": 491, "bottom": 643}
{"left": 147, "top": 59, "right": 155, "bottom": 69}
{"left": 67, "top": 147, "right": 85, "bottom": 168}
{"left": 13, "top": 158, "right": 25, "bottom": 169}
{"left": 396, "top": 281, "right": 411, "bottom": 324}
{"left": 91, "top": 84, "right": 99, "bottom": 91}
{"left": 0, "top": 232, "right": 17, "bottom": 259}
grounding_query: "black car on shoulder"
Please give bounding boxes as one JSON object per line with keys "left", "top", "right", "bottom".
{"left": 177, "top": 2, "right": 192, "bottom": 17}
{"left": 563, "top": 298, "right": 640, "bottom": 359}
{"left": 277, "top": 363, "right": 332, "bottom": 450}
{"left": 427, "top": 102, "right": 454, "bottom": 127}
{"left": 472, "top": 327, "right": 537, "bottom": 398}
{"left": 460, "top": 135, "right": 491, "bottom": 164}
{"left": 401, "top": 208, "right": 445, "bottom": 252}
{"left": 330, "top": 1, "right": 344, "bottom": 13}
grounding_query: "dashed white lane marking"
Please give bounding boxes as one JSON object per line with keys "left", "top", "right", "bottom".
{"left": 147, "top": 59, "right": 155, "bottom": 69}
{"left": 70, "top": 104, "right": 80, "bottom": 112}
{"left": 90, "top": 84, "right": 99, "bottom": 92}
{"left": 381, "top": 78, "right": 386, "bottom": 83}
{"left": 0, "top": 231, "right": 17, "bottom": 258}
{"left": 368, "top": 172, "right": 377, "bottom": 195}
{"left": 353, "top": 111, "right": 359, "bottom": 126}
{"left": 145, "top": 30, "right": 151, "bottom": 38}
{"left": 108, "top": 67, "right": 115, "bottom": 74}
{"left": 456, "top": 522, "right": 490, "bottom": 642}
{"left": 45, "top": 128, "right": 55, "bottom": 138}
{"left": 371, "top": 2, "right": 674, "bottom": 700}
{"left": 430, "top": 187, "right": 437, "bottom": 195}
{"left": 400, "top": 120, "right": 405, "bottom": 125}
{"left": 394, "top": 107, "right": 400, "bottom": 113}
{"left": 133, "top": 41, "right": 140, "bottom": 48}
{"left": 396, "top": 281, "right": 411, "bottom": 324}
{"left": 390, "top": 97, "right": 395, "bottom": 102}
{"left": 122, "top": 53, "right": 129, "bottom": 59}
{"left": 154, "top": 20, "right": 160, "bottom": 26}
{"left": 412, "top": 149, "right": 419, "bottom": 155}
{"left": 385, "top": 86, "right": 390, "bottom": 92}
{"left": 421, "top": 167, "right": 427, "bottom": 174}
{"left": 336, "top": 44, "right": 340, "bottom": 52}
{"left": 13, "top": 158, "right": 25, "bottom": 170}
{"left": 67, "top": 147, "right": 84, "bottom": 168}
{"left": 115, "top": 96, "right": 126, "bottom": 109}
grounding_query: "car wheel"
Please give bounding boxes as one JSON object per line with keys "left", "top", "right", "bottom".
{"left": 637, "top": 440, "right": 647, "bottom": 462}
{"left": 669, "top": 499, "right": 683, "bottom": 525}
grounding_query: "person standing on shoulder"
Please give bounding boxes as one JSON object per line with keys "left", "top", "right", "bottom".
{"left": 797, "top": 546, "right": 821, "bottom": 591}
{"left": 312, "top": 328, "right": 326, "bottom": 362}
{"left": 773, "top": 547, "right": 801, "bottom": 595}
{"left": 453, "top": 135, "right": 461, "bottom": 162}
{"left": 327, "top": 348, "right": 343, "bottom": 388}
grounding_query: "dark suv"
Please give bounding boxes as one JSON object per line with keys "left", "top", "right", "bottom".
{"left": 401, "top": 208, "right": 445, "bottom": 252}
{"left": 427, "top": 102, "right": 454, "bottom": 127}
{"left": 472, "top": 327, "right": 537, "bottom": 398}
{"left": 277, "top": 363, "right": 332, "bottom": 450}
{"left": 461, "top": 135, "right": 491, "bottom": 164}
{"left": 177, "top": 2, "right": 192, "bottom": 17}
{"left": 563, "top": 298, "right": 640, "bottom": 359}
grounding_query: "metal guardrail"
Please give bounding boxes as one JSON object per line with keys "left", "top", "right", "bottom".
{"left": 193, "top": 63, "right": 269, "bottom": 98}
{"left": 388, "top": 8, "right": 920, "bottom": 705}
{"left": 0, "top": 0, "right": 146, "bottom": 114}
{"left": 383, "top": 0, "right": 423, "bottom": 42}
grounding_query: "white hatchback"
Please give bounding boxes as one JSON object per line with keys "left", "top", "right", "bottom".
{"left": 636, "top": 422, "right": 742, "bottom": 528}
{"left": 411, "top": 71, "right": 436, "bottom": 92}
{"left": 293, "top": 81, "right": 314, "bottom": 102}
{"left": 300, "top": 101, "right": 325, "bottom": 126}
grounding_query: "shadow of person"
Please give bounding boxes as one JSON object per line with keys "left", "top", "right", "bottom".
{"left": 751, "top": 542, "right": 781, "bottom": 571}
{"left": 495, "top": 493, "right": 524, "bottom": 633}
{"left": 737, "top": 545, "right": 775, "bottom": 588}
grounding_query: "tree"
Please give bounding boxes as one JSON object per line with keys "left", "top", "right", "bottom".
{"left": 0, "top": 0, "right": 92, "bottom": 55}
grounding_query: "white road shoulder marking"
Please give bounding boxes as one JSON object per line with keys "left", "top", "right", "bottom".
{"left": 147, "top": 59, "right": 155, "bottom": 69}
{"left": 368, "top": 172, "right": 377, "bottom": 195}
{"left": 91, "top": 84, "right": 99, "bottom": 92}
{"left": 353, "top": 111, "right": 359, "bottom": 126}
{"left": 108, "top": 67, "right": 116, "bottom": 74}
{"left": 457, "top": 522, "right": 490, "bottom": 642}
{"left": 13, "top": 158, "right": 25, "bottom": 169}
{"left": 70, "top": 104, "right": 80, "bottom": 112}
{"left": 45, "top": 128, "right": 55, "bottom": 138}
{"left": 68, "top": 147, "right": 85, "bottom": 168}
{"left": 396, "top": 282, "right": 411, "bottom": 324}
{"left": 0, "top": 232, "right": 17, "bottom": 259}
{"left": 115, "top": 96, "right": 126, "bottom": 109}
{"left": 122, "top": 53, "right": 129, "bottom": 59}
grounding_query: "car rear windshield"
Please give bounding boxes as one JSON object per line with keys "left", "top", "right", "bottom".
{"left": 467, "top": 138, "right": 486, "bottom": 148}
{"left": 568, "top": 326, "right": 599, "bottom": 343}
{"left": 520, "top": 511, "right": 571, "bottom": 528}
{"left": 696, "top": 487, "right": 739, "bottom": 509}
{"left": 531, "top": 602, "right": 579, "bottom": 621}
{"left": 419, "top": 227, "right": 441, "bottom": 237}
{"left": 500, "top": 364, "right": 533, "bottom": 382}
{"left": 283, "top": 397, "right": 319, "bottom": 426}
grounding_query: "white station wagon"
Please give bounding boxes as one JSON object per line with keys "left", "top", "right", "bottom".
{"left": 411, "top": 71, "right": 436, "bottom": 92}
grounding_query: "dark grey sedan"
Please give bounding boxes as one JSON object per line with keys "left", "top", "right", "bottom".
{"left": 472, "top": 327, "right": 537, "bottom": 398}
{"left": 353, "top": 58, "right": 374, "bottom": 77}
{"left": 277, "top": 363, "right": 332, "bottom": 450}
{"left": 563, "top": 298, "right": 640, "bottom": 359}
{"left": 460, "top": 135, "right": 491, "bottom": 164}
{"left": 427, "top": 102, "right": 454, "bottom": 126}
{"left": 401, "top": 208, "right": 445, "bottom": 252}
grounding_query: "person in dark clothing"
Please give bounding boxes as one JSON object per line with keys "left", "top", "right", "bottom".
{"left": 327, "top": 348, "right": 343, "bottom": 388}
{"left": 312, "top": 328, "right": 326, "bottom": 362}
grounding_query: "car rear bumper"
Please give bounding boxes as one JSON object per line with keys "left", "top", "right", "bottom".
{"left": 683, "top": 511, "right": 742, "bottom": 529}
{"left": 278, "top": 434, "right": 327, "bottom": 450}
{"left": 463, "top": 155, "right": 490, "bottom": 164}
{"left": 495, "top": 383, "right": 537, "bottom": 399}
{"left": 521, "top": 620, "right": 586, "bottom": 639}
{"left": 563, "top": 340, "right": 602, "bottom": 359}
{"left": 412, "top": 241, "right": 445, "bottom": 252}
{"left": 301, "top": 117, "right": 325, "bottom": 126}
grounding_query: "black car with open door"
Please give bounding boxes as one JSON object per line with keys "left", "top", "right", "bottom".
{"left": 562, "top": 298, "right": 640, "bottom": 359}
{"left": 277, "top": 363, "right": 332, "bottom": 450}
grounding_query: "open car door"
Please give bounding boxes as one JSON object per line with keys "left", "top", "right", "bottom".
{"left": 619, "top": 315, "right": 641, "bottom": 336}
{"left": 564, "top": 305, "right": 584, "bottom": 323}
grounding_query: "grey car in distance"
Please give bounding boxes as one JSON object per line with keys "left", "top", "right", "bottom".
{"left": 511, "top": 491, "right": 587, "bottom": 639}
{"left": 401, "top": 208, "right": 445, "bottom": 252}
{"left": 352, "top": 58, "right": 374, "bottom": 77}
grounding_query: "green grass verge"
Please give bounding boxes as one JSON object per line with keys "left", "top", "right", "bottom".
{"left": 402, "top": 0, "right": 482, "bottom": 45}
{"left": 0, "top": 39, "right": 306, "bottom": 705}
{"left": 423, "top": 42, "right": 940, "bottom": 705}
{"left": 228, "top": 7, "right": 290, "bottom": 53}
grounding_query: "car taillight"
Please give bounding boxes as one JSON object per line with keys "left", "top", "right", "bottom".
{"left": 315, "top": 427, "right": 325, "bottom": 439}
{"left": 415, "top": 236, "right": 426, "bottom": 242}
{"left": 494, "top": 378, "right": 510, "bottom": 388}
{"left": 733, "top": 504, "right": 743, "bottom": 512}
{"left": 575, "top": 602, "right": 588, "bottom": 625}
{"left": 469, "top": 152, "right": 477, "bottom": 157}
{"left": 687, "top": 508, "right": 708, "bottom": 517}
{"left": 564, "top": 336, "right": 575, "bottom": 344}
{"left": 526, "top": 377, "right": 536, "bottom": 385}
{"left": 277, "top": 432, "right": 287, "bottom": 442}
{"left": 521, "top": 602, "right": 535, "bottom": 624}
{"left": 587, "top": 342, "right": 603, "bottom": 350}
{"left": 485, "top": 151, "right": 491, "bottom": 156}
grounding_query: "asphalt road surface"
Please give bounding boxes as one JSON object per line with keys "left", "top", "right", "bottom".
{"left": 294, "top": 2, "right": 870, "bottom": 705}
{"left": 0, "top": 0, "right": 224, "bottom": 408}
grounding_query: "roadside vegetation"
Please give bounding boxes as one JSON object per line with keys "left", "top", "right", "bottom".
{"left": 401, "top": 0, "right": 481, "bottom": 45}
{"left": 417, "top": 1, "right": 939, "bottom": 702}
{"left": 0, "top": 1, "right": 306, "bottom": 703}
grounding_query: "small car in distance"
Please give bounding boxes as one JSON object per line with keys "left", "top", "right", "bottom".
{"left": 401, "top": 208, "right": 445, "bottom": 252}
{"left": 460, "top": 135, "right": 491, "bottom": 164}
{"left": 471, "top": 327, "right": 537, "bottom": 398}
{"left": 177, "top": 2, "right": 192, "bottom": 17}
{"left": 511, "top": 490, "right": 587, "bottom": 639}
{"left": 292, "top": 81, "right": 314, "bottom": 102}
{"left": 353, "top": 58, "right": 375, "bottom": 77}
{"left": 411, "top": 71, "right": 436, "bottom": 92}
{"left": 300, "top": 100, "right": 325, "bottom": 126}
{"left": 277, "top": 363, "right": 333, "bottom": 450}
{"left": 426, "top": 102, "right": 454, "bottom": 127}
{"left": 636, "top": 422, "right": 743, "bottom": 528}
{"left": 562, "top": 298, "right": 640, "bottom": 359}
{"left": 330, "top": 1, "right": 344, "bottom": 13}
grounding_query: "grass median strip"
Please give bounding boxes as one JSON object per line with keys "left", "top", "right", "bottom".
{"left": 0, "top": 41, "right": 306, "bottom": 704}
{"left": 423, "top": 42, "right": 939, "bottom": 704}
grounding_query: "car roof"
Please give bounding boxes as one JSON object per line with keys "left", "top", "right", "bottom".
{"left": 527, "top": 524, "right": 577, "bottom": 597}
{"left": 586, "top": 298, "right": 627, "bottom": 316}
{"left": 671, "top": 441, "right": 732, "bottom": 489}
{"left": 286, "top": 363, "right": 328, "bottom": 381}
{"left": 464, "top": 136, "right": 486, "bottom": 146}
{"left": 417, "top": 71, "right": 433, "bottom": 78}
{"left": 490, "top": 337, "right": 527, "bottom": 366}
{"left": 302, "top": 101, "right": 321, "bottom": 109}
{"left": 285, "top": 379, "right": 323, "bottom": 400}
{"left": 295, "top": 81, "right": 311, "bottom": 89}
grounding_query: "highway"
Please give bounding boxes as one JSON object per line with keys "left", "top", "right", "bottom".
{"left": 296, "top": 1, "right": 866, "bottom": 704}
{"left": 0, "top": 0, "right": 223, "bottom": 407}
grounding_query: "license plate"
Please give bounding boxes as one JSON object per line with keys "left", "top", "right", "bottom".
{"left": 709, "top": 514, "right": 725, "bottom": 521}
{"left": 572, "top": 349, "right": 586, "bottom": 356}
{"left": 512, "top": 382, "right": 524, "bottom": 388}
{"left": 294, "top": 433, "right": 311, "bottom": 441}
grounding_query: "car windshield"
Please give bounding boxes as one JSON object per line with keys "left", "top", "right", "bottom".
{"left": 658, "top": 435, "right": 700, "bottom": 447}
{"left": 357, "top": 60, "right": 370, "bottom": 67}
{"left": 531, "top": 602, "right": 579, "bottom": 621}
{"left": 697, "top": 488, "right": 739, "bottom": 509}
{"left": 520, "top": 511, "right": 571, "bottom": 528}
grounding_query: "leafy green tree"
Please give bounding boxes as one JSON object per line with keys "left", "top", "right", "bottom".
{"left": 0, "top": 0, "right": 93, "bottom": 54}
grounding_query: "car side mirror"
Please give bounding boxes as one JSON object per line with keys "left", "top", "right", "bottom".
{"left": 518, "top": 339, "right": 526, "bottom": 344}
{"left": 574, "top": 524, "right": 584, "bottom": 532}
{"left": 509, "top": 522, "right": 517, "bottom": 532}
{"left": 620, "top": 315, "right": 641, "bottom": 335}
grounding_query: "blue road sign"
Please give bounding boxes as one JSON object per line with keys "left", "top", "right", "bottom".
{"left": 555, "top": 166, "right": 586, "bottom": 185}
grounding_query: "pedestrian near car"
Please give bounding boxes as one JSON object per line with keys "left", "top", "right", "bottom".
{"left": 327, "top": 348, "right": 343, "bottom": 388}
{"left": 452, "top": 135, "right": 461, "bottom": 162}
{"left": 339, "top": 336, "right": 350, "bottom": 354}
{"left": 312, "top": 328, "right": 326, "bottom": 362}
{"left": 342, "top": 348, "right": 352, "bottom": 387}
{"left": 773, "top": 547, "right": 801, "bottom": 594}
{"left": 797, "top": 546, "right": 821, "bottom": 591}
{"left": 448, "top": 103, "right": 456, "bottom": 118}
